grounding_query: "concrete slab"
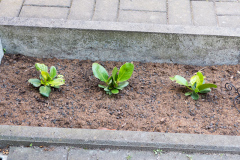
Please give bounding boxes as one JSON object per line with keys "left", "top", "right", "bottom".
{"left": 218, "top": 16, "right": 240, "bottom": 27}
{"left": 216, "top": 2, "right": 240, "bottom": 15}
{"left": 168, "top": 0, "right": 192, "bottom": 25}
{"left": 7, "top": 146, "right": 68, "bottom": 160}
{"left": 19, "top": 6, "right": 69, "bottom": 19}
{"left": 0, "top": 38, "right": 3, "bottom": 64}
{"left": 120, "top": 0, "right": 166, "bottom": 11}
{"left": 68, "top": 148, "right": 240, "bottom": 160}
{"left": 92, "top": 0, "right": 118, "bottom": 21}
{"left": 1, "top": 125, "right": 240, "bottom": 154}
{"left": 0, "top": 153, "right": 8, "bottom": 160}
{"left": 0, "top": 0, "right": 24, "bottom": 17}
{"left": 68, "top": 0, "right": 95, "bottom": 20}
{"left": 118, "top": 11, "right": 166, "bottom": 24}
{"left": 192, "top": 1, "right": 217, "bottom": 26}
{"left": 0, "top": 17, "right": 240, "bottom": 66}
{"left": 24, "top": 0, "right": 71, "bottom": 7}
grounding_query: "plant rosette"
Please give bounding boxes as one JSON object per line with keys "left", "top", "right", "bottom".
{"left": 28, "top": 63, "right": 65, "bottom": 97}
{"left": 92, "top": 62, "right": 134, "bottom": 95}
{"left": 170, "top": 72, "right": 217, "bottom": 100}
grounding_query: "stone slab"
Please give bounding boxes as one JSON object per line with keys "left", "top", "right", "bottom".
{"left": 0, "top": 17, "right": 240, "bottom": 66}
{"left": 92, "top": 0, "right": 118, "bottom": 21}
{"left": 192, "top": 1, "right": 217, "bottom": 26}
{"left": 0, "top": 0, "right": 24, "bottom": 17}
{"left": 120, "top": 0, "right": 166, "bottom": 11}
{"left": 218, "top": 16, "right": 240, "bottom": 27}
{"left": 118, "top": 11, "right": 166, "bottom": 24}
{"left": 216, "top": 2, "right": 240, "bottom": 15}
{"left": 168, "top": 0, "right": 192, "bottom": 25}
{"left": 68, "top": 0, "right": 95, "bottom": 20}
{"left": 7, "top": 146, "right": 68, "bottom": 160}
{"left": 24, "top": 0, "right": 71, "bottom": 7}
{"left": 69, "top": 148, "right": 240, "bottom": 160}
{"left": 19, "top": 6, "right": 69, "bottom": 19}
{"left": 1, "top": 125, "right": 240, "bottom": 154}
{"left": 0, "top": 38, "right": 3, "bottom": 64}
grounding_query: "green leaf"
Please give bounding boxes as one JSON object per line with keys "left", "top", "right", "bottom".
{"left": 185, "top": 92, "right": 192, "bottom": 96}
{"left": 39, "top": 86, "right": 51, "bottom": 97}
{"left": 29, "top": 143, "right": 32, "bottom": 147}
{"left": 49, "top": 78, "right": 65, "bottom": 87}
{"left": 199, "top": 88, "right": 211, "bottom": 93}
{"left": 92, "top": 63, "right": 109, "bottom": 82}
{"left": 170, "top": 75, "right": 188, "bottom": 86}
{"left": 98, "top": 84, "right": 107, "bottom": 88}
{"left": 112, "top": 67, "right": 118, "bottom": 82}
{"left": 50, "top": 66, "right": 57, "bottom": 79}
{"left": 41, "top": 71, "right": 50, "bottom": 81}
{"left": 117, "top": 62, "right": 134, "bottom": 82}
{"left": 28, "top": 79, "right": 41, "bottom": 87}
{"left": 191, "top": 91, "right": 199, "bottom": 100}
{"left": 190, "top": 74, "right": 201, "bottom": 88}
{"left": 35, "top": 63, "right": 48, "bottom": 72}
{"left": 104, "top": 87, "right": 110, "bottom": 92}
{"left": 116, "top": 81, "right": 129, "bottom": 90}
{"left": 197, "top": 72, "right": 204, "bottom": 84}
{"left": 198, "top": 84, "right": 217, "bottom": 91}
{"left": 111, "top": 89, "right": 119, "bottom": 94}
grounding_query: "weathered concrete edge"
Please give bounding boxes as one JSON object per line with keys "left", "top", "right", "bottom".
{"left": 0, "top": 38, "right": 3, "bottom": 64}
{"left": 0, "top": 125, "right": 240, "bottom": 154}
{"left": 0, "top": 17, "right": 240, "bottom": 37}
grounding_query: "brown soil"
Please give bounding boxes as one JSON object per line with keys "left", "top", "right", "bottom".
{"left": 0, "top": 54, "right": 240, "bottom": 136}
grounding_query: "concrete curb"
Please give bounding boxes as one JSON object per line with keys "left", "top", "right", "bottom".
{"left": 1, "top": 125, "right": 240, "bottom": 154}
{"left": 0, "top": 38, "right": 3, "bottom": 64}
{"left": 0, "top": 17, "right": 240, "bottom": 66}
{"left": 0, "top": 17, "right": 240, "bottom": 37}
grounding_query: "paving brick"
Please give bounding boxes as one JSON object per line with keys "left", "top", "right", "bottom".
{"left": 19, "top": 6, "right": 69, "bottom": 19}
{"left": 68, "top": 0, "right": 94, "bottom": 20}
{"left": 0, "top": 0, "right": 23, "bottom": 17}
{"left": 120, "top": 0, "right": 166, "bottom": 11}
{"left": 216, "top": 2, "right": 240, "bottom": 15}
{"left": 92, "top": 0, "right": 118, "bottom": 21}
{"left": 218, "top": 16, "right": 240, "bottom": 27}
{"left": 192, "top": 1, "right": 217, "bottom": 26}
{"left": 118, "top": 10, "right": 166, "bottom": 24}
{"left": 24, "top": 0, "right": 71, "bottom": 7}
{"left": 168, "top": 0, "right": 192, "bottom": 25}
{"left": 7, "top": 147, "right": 67, "bottom": 160}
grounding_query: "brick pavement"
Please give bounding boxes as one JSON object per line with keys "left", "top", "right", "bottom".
{"left": 0, "top": 0, "right": 239, "bottom": 27}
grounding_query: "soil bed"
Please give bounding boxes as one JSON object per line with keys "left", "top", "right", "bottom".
{"left": 0, "top": 54, "right": 240, "bottom": 136}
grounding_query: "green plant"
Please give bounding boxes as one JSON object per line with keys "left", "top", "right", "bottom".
{"left": 3, "top": 48, "right": 6, "bottom": 54}
{"left": 153, "top": 149, "right": 163, "bottom": 155}
{"left": 29, "top": 143, "right": 33, "bottom": 147}
{"left": 92, "top": 62, "right": 134, "bottom": 95}
{"left": 170, "top": 72, "right": 217, "bottom": 100}
{"left": 28, "top": 63, "right": 65, "bottom": 97}
{"left": 126, "top": 155, "right": 132, "bottom": 160}
{"left": 186, "top": 155, "right": 193, "bottom": 160}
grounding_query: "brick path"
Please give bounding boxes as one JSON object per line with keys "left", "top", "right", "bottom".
{"left": 0, "top": 0, "right": 239, "bottom": 27}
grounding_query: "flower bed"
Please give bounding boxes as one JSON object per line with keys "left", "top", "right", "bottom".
{"left": 0, "top": 54, "right": 239, "bottom": 135}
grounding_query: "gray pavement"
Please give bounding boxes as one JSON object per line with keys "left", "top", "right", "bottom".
{"left": 0, "top": 0, "right": 240, "bottom": 27}
{"left": 1, "top": 125, "right": 240, "bottom": 159}
{"left": 6, "top": 146, "right": 240, "bottom": 160}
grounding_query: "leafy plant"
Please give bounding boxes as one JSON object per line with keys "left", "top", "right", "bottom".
{"left": 28, "top": 63, "right": 65, "bottom": 97}
{"left": 92, "top": 62, "right": 134, "bottom": 95}
{"left": 170, "top": 72, "right": 217, "bottom": 100}
{"left": 153, "top": 149, "right": 163, "bottom": 155}
{"left": 186, "top": 155, "right": 193, "bottom": 160}
{"left": 126, "top": 155, "right": 132, "bottom": 160}
{"left": 3, "top": 48, "right": 6, "bottom": 54}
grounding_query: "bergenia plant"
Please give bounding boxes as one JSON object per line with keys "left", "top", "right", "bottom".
{"left": 170, "top": 72, "right": 217, "bottom": 100}
{"left": 28, "top": 63, "right": 65, "bottom": 97}
{"left": 92, "top": 62, "right": 134, "bottom": 95}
